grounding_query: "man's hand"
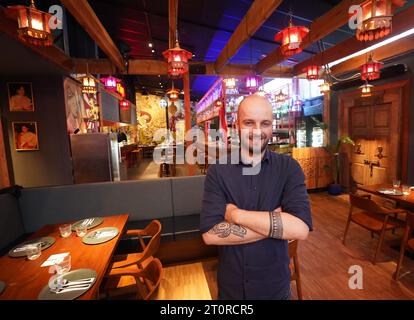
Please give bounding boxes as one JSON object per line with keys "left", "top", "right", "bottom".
{"left": 225, "top": 203, "right": 241, "bottom": 224}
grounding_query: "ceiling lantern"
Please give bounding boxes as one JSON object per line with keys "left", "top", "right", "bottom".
{"left": 101, "top": 76, "right": 119, "bottom": 91}
{"left": 224, "top": 78, "right": 237, "bottom": 89}
{"left": 162, "top": 40, "right": 193, "bottom": 79}
{"left": 274, "top": 90, "right": 288, "bottom": 103}
{"left": 119, "top": 100, "right": 130, "bottom": 110}
{"left": 361, "top": 53, "right": 383, "bottom": 81}
{"left": 245, "top": 76, "right": 261, "bottom": 92}
{"left": 304, "top": 65, "right": 321, "bottom": 80}
{"left": 360, "top": 82, "right": 374, "bottom": 97}
{"left": 7, "top": 0, "right": 53, "bottom": 46}
{"left": 167, "top": 86, "right": 180, "bottom": 102}
{"left": 79, "top": 76, "right": 97, "bottom": 94}
{"left": 275, "top": 18, "right": 309, "bottom": 57}
{"left": 319, "top": 81, "right": 331, "bottom": 94}
{"left": 356, "top": 0, "right": 404, "bottom": 41}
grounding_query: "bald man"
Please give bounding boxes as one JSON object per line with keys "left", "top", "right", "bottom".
{"left": 200, "top": 94, "right": 312, "bottom": 300}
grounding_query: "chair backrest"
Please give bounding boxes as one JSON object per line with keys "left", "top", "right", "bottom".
{"left": 288, "top": 239, "right": 298, "bottom": 258}
{"left": 140, "top": 258, "right": 163, "bottom": 300}
{"left": 349, "top": 193, "right": 388, "bottom": 214}
{"left": 140, "top": 220, "right": 162, "bottom": 263}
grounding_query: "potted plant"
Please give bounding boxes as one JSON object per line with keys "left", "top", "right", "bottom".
{"left": 311, "top": 117, "right": 355, "bottom": 195}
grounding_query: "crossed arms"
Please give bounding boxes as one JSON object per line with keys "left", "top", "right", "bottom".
{"left": 202, "top": 204, "right": 310, "bottom": 246}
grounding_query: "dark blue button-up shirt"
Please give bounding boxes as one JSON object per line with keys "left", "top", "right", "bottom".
{"left": 200, "top": 149, "right": 312, "bottom": 300}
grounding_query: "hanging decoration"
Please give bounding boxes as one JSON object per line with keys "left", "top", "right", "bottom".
{"left": 304, "top": 65, "right": 321, "bottom": 80}
{"left": 167, "top": 82, "right": 180, "bottom": 102}
{"left": 119, "top": 100, "right": 130, "bottom": 110}
{"left": 361, "top": 53, "right": 383, "bottom": 81}
{"left": 319, "top": 81, "right": 331, "bottom": 94}
{"left": 275, "top": 16, "right": 309, "bottom": 57}
{"left": 79, "top": 76, "right": 97, "bottom": 94}
{"left": 360, "top": 81, "right": 374, "bottom": 97}
{"left": 356, "top": 0, "right": 404, "bottom": 41}
{"left": 245, "top": 76, "right": 261, "bottom": 92}
{"left": 101, "top": 76, "right": 120, "bottom": 91}
{"left": 223, "top": 78, "right": 237, "bottom": 89}
{"left": 7, "top": 0, "right": 54, "bottom": 46}
{"left": 274, "top": 90, "right": 288, "bottom": 103}
{"left": 116, "top": 83, "right": 126, "bottom": 98}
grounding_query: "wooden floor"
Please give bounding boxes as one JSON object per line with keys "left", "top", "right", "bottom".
{"left": 109, "top": 192, "right": 414, "bottom": 300}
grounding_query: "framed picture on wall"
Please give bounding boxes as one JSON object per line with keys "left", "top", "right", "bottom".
{"left": 8, "top": 82, "right": 35, "bottom": 112}
{"left": 12, "top": 122, "right": 39, "bottom": 151}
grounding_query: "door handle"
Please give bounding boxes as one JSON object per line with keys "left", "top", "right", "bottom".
{"left": 364, "top": 159, "right": 371, "bottom": 165}
{"left": 369, "top": 161, "right": 380, "bottom": 177}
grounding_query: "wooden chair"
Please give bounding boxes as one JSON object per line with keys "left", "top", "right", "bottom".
{"left": 394, "top": 213, "right": 414, "bottom": 280}
{"left": 102, "top": 220, "right": 162, "bottom": 298}
{"left": 288, "top": 240, "right": 303, "bottom": 300}
{"left": 343, "top": 193, "right": 406, "bottom": 264}
{"left": 103, "top": 257, "right": 163, "bottom": 300}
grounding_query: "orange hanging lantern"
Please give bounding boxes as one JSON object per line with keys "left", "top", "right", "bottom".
{"left": 7, "top": 0, "right": 53, "bottom": 46}
{"left": 304, "top": 65, "right": 321, "bottom": 80}
{"left": 356, "top": 0, "right": 405, "bottom": 41}
{"left": 224, "top": 78, "right": 237, "bottom": 89}
{"left": 361, "top": 53, "right": 383, "bottom": 81}
{"left": 275, "top": 19, "right": 309, "bottom": 57}
{"left": 162, "top": 40, "right": 193, "bottom": 79}
{"left": 167, "top": 87, "right": 180, "bottom": 102}
{"left": 274, "top": 90, "right": 288, "bottom": 103}
{"left": 116, "top": 83, "right": 126, "bottom": 98}
{"left": 360, "top": 82, "right": 374, "bottom": 97}
{"left": 319, "top": 81, "right": 331, "bottom": 94}
{"left": 79, "top": 76, "right": 97, "bottom": 94}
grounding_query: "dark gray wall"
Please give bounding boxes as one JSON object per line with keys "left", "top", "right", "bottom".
{"left": 329, "top": 52, "right": 414, "bottom": 184}
{"left": 0, "top": 34, "right": 73, "bottom": 187}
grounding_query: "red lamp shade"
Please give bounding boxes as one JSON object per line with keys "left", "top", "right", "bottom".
{"left": 119, "top": 100, "right": 130, "bottom": 110}
{"left": 7, "top": 0, "right": 53, "bottom": 46}
{"left": 356, "top": 0, "right": 404, "bottom": 41}
{"left": 167, "top": 87, "right": 180, "bottom": 102}
{"left": 275, "top": 21, "right": 309, "bottom": 57}
{"left": 304, "top": 65, "right": 321, "bottom": 80}
{"left": 162, "top": 41, "right": 193, "bottom": 79}
{"left": 361, "top": 55, "right": 383, "bottom": 81}
{"left": 101, "top": 76, "right": 119, "bottom": 91}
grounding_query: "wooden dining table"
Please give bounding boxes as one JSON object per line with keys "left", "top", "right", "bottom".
{"left": 357, "top": 184, "right": 414, "bottom": 208}
{"left": 0, "top": 214, "right": 129, "bottom": 300}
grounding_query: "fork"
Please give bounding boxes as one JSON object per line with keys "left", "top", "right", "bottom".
{"left": 51, "top": 283, "right": 92, "bottom": 294}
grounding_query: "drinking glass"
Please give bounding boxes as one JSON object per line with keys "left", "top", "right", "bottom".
{"left": 75, "top": 225, "right": 87, "bottom": 237}
{"left": 55, "top": 254, "right": 71, "bottom": 275}
{"left": 402, "top": 185, "right": 411, "bottom": 196}
{"left": 26, "top": 243, "right": 41, "bottom": 260}
{"left": 392, "top": 179, "right": 401, "bottom": 191}
{"left": 59, "top": 224, "right": 72, "bottom": 238}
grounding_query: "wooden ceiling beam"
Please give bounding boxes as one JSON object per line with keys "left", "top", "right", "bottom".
{"left": 0, "top": 8, "right": 73, "bottom": 72}
{"left": 214, "top": 0, "right": 283, "bottom": 73}
{"left": 293, "top": 5, "right": 414, "bottom": 75}
{"left": 256, "top": 0, "right": 367, "bottom": 74}
{"left": 72, "top": 58, "right": 292, "bottom": 77}
{"left": 168, "top": 0, "right": 178, "bottom": 48}
{"left": 60, "top": 0, "right": 125, "bottom": 72}
{"left": 330, "top": 34, "right": 414, "bottom": 75}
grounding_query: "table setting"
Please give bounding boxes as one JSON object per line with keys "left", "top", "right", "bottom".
{"left": 8, "top": 236, "right": 55, "bottom": 258}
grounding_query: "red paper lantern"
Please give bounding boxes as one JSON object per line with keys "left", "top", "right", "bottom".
{"left": 162, "top": 41, "right": 193, "bottom": 79}
{"left": 361, "top": 54, "right": 383, "bottom": 81}
{"left": 101, "top": 76, "right": 120, "bottom": 91}
{"left": 356, "top": 0, "right": 404, "bottom": 41}
{"left": 7, "top": 0, "right": 53, "bottom": 46}
{"left": 119, "top": 100, "right": 130, "bottom": 110}
{"left": 275, "top": 20, "right": 309, "bottom": 57}
{"left": 304, "top": 65, "right": 321, "bottom": 80}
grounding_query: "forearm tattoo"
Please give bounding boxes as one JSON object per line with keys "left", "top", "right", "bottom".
{"left": 209, "top": 222, "right": 247, "bottom": 238}
{"left": 269, "top": 210, "right": 284, "bottom": 239}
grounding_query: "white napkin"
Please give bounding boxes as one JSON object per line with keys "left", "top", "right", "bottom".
{"left": 380, "top": 190, "right": 395, "bottom": 195}
{"left": 41, "top": 253, "right": 70, "bottom": 267}
{"left": 96, "top": 231, "right": 116, "bottom": 238}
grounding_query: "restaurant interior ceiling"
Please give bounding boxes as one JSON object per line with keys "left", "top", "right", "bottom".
{"left": 1, "top": 0, "right": 414, "bottom": 100}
